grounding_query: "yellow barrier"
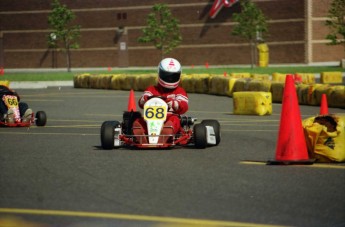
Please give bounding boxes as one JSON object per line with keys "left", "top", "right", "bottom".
{"left": 233, "top": 91, "right": 272, "bottom": 115}
{"left": 257, "top": 43, "right": 269, "bottom": 67}
{"left": 0, "top": 80, "right": 10, "bottom": 87}
{"left": 303, "top": 115, "right": 345, "bottom": 162}
{"left": 272, "top": 73, "right": 289, "bottom": 82}
{"left": 72, "top": 73, "right": 345, "bottom": 108}
{"left": 321, "top": 71, "right": 343, "bottom": 84}
{"left": 295, "top": 73, "right": 316, "bottom": 84}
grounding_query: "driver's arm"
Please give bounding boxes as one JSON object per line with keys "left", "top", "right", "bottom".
{"left": 138, "top": 91, "right": 153, "bottom": 108}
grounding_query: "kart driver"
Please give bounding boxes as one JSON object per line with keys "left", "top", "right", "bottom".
{"left": 0, "top": 85, "right": 32, "bottom": 124}
{"left": 133, "top": 57, "right": 188, "bottom": 144}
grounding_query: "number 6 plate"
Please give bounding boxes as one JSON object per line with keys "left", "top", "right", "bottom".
{"left": 143, "top": 97, "right": 168, "bottom": 144}
{"left": 143, "top": 98, "right": 168, "bottom": 122}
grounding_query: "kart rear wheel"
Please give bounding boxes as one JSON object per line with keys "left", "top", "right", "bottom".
{"left": 201, "top": 119, "right": 221, "bottom": 145}
{"left": 35, "top": 111, "right": 47, "bottom": 126}
{"left": 193, "top": 123, "right": 207, "bottom": 149}
{"left": 101, "top": 121, "right": 119, "bottom": 150}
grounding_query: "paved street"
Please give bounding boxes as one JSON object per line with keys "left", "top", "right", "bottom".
{"left": 0, "top": 87, "right": 344, "bottom": 227}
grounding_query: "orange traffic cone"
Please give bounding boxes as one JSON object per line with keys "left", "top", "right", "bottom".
{"left": 127, "top": 89, "right": 137, "bottom": 112}
{"left": 320, "top": 94, "right": 328, "bottom": 115}
{"left": 267, "top": 74, "right": 313, "bottom": 165}
{"left": 0, "top": 68, "right": 4, "bottom": 75}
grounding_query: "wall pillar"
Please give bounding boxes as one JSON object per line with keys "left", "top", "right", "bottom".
{"left": 117, "top": 27, "right": 129, "bottom": 67}
{"left": 0, "top": 31, "right": 4, "bottom": 67}
{"left": 305, "top": 0, "right": 312, "bottom": 64}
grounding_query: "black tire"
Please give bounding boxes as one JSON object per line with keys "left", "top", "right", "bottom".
{"left": 100, "top": 121, "right": 119, "bottom": 150}
{"left": 193, "top": 123, "right": 207, "bottom": 149}
{"left": 201, "top": 119, "right": 221, "bottom": 145}
{"left": 35, "top": 111, "right": 47, "bottom": 126}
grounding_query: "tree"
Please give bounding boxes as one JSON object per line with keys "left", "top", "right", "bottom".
{"left": 231, "top": 0, "right": 268, "bottom": 68}
{"left": 325, "top": 0, "right": 345, "bottom": 62}
{"left": 138, "top": 4, "right": 182, "bottom": 59}
{"left": 48, "top": 0, "right": 80, "bottom": 72}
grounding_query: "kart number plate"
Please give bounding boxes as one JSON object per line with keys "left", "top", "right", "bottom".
{"left": 3, "top": 95, "right": 19, "bottom": 108}
{"left": 144, "top": 106, "right": 167, "bottom": 121}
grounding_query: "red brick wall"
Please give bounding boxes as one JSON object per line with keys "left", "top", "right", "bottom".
{"left": 0, "top": 0, "right": 341, "bottom": 69}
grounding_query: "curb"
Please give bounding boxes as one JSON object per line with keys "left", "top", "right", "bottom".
{"left": 9, "top": 81, "right": 73, "bottom": 89}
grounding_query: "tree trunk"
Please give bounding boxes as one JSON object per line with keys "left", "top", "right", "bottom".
{"left": 250, "top": 40, "right": 256, "bottom": 69}
{"left": 161, "top": 47, "right": 164, "bottom": 60}
{"left": 66, "top": 47, "right": 71, "bottom": 72}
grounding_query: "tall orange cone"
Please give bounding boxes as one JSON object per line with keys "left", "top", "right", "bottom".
{"left": 320, "top": 94, "right": 328, "bottom": 115}
{"left": 127, "top": 89, "right": 137, "bottom": 112}
{"left": 267, "top": 74, "right": 313, "bottom": 165}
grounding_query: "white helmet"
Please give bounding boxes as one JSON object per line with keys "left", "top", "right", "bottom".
{"left": 158, "top": 58, "right": 182, "bottom": 89}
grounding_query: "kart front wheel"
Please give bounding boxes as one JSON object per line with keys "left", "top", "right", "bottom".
{"left": 193, "top": 123, "right": 207, "bottom": 149}
{"left": 201, "top": 119, "right": 221, "bottom": 145}
{"left": 35, "top": 111, "right": 47, "bottom": 126}
{"left": 101, "top": 121, "right": 119, "bottom": 150}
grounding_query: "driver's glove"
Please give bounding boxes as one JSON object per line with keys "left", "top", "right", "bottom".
{"left": 167, "top": 99, "right": 179, "bottom": 112}
{"left": 139, "top": 95, "right": 150, "bottom": 106}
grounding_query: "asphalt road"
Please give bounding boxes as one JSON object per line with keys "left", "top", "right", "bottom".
{"left": 0, "top": 87, "right": 344, "bottom": 227}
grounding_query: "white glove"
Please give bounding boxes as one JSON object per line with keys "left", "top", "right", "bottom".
{"left": 167, "top": 100, "right": 179, "bottom": 112}
{"left": 139, "top": 95, "right": 150, "bottom": 106}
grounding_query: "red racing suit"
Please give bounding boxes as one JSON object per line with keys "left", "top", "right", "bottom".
{"left": 133, "top": 84, "right": 189, "bottom": 143}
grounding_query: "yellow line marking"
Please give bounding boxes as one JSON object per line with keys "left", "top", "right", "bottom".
{"left": 0, "top": 208, "right": 290, "bottom": 227}
{"left": 84, "top": 113, "right": 123, "bottom": 117}
{"left": 219, "top": 120, "right": 279, "bottom": 122}
{"left": 221, "top": 124, "right": 278, "bottom": 126}
{"left": 43, "top": 125, "right": 99, "bottom": 128}
{"left": 222, "top": 129, "right": 277, "bottom": 132}
{"left": 48, "top": 119, "right": 103, "bottom": 123}
{"left": 240, "top": 161, "right": 345, "bottom": 169}
{"left": 24, "top": 99, "right": 63, "bottom": 102}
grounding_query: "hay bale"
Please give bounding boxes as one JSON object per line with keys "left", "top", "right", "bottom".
{"left": 251, "top": 73, "right": 270, "bottom": 80}
{"left": 230, "top": 72, "right": 251, "bottom": 78}
{"left": 295, "top": 73, "right": 316, "bottom": 84}
{"left": 193, "top": 74, "right": 210, "bottom": 94}
{"left": 271, "top": 82, "right": 285, "bottom": 103}
{"left": 247, "top": 79, "right": 271, "bottom": 92}
{"left": 180, "top": 74, "right": 195, "bottom": 93}
{"left": 134, "top": 74, "right": 157, "bottom": 91}
{"left": 208, "top": 75, "right": 230, "bottom": 96}
{"left": 327, "top": 85, "right": 345, "bottom": 108}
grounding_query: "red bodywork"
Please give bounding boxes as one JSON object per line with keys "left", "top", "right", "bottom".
{"left": 119, "top": 124, "right": 194, "bottom": 149}
{"left": 0, "top": 113, "right": 35, "bottom": 127}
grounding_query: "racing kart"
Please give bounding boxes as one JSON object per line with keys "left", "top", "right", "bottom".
{"left": 100, "top": 96, "right": 221, "bottom": 149}
{"left": 0, "top": 94, "right": 47, "bottom": 127}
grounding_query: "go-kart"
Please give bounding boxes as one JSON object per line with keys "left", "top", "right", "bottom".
{"left": 0, "top": 94, "right": 47, "bottom": 127}
{"left": 100, "top": 96, "right": 221, "bottom": 149}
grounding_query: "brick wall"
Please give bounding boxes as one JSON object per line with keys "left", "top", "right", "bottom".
{"left": 0, "top": 0, "right": 342, "bottom": 68}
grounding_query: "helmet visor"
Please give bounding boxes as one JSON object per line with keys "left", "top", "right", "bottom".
{"left": 159, "top": 71, "right": 181, "bottom": 83}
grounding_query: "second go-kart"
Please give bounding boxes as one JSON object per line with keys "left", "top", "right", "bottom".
{"left": 0, "top": 94, "right": 47, "bottom": 127}
{"left": 100, "top": 97, "right": 221, "bottom": 149}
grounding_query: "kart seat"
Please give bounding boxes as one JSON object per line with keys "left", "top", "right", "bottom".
{"left": 123, "top": 111, "right": 142, "bottom": 135}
